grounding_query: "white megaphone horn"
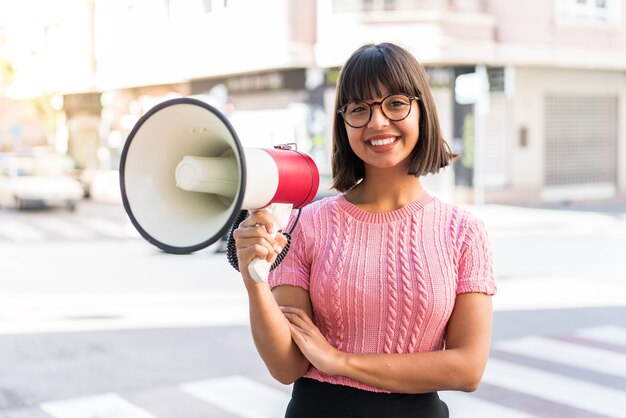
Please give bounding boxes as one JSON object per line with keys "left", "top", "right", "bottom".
{"left": 119, "top": 97, "right": 320, "bottom": 282}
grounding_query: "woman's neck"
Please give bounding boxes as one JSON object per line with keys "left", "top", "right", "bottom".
{"left": 345, "top": 167, "right": 425, "bottom": 214}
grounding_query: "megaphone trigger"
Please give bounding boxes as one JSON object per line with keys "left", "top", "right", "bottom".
{"left": 247, "top": 203, "right": 293, "bottom": 282}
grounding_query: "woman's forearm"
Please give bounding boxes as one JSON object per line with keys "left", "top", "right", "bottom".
{"left": 283, "top": 294, "right": 492, "bottom": 394}
{"left": 245, "top": 281, "right": 310, "bottom": 384}
{"left": 333, "top": 348, "right": 485, "bottom": 394}
{"left": 335, "top": 292, "right": 491, "bottom": 394}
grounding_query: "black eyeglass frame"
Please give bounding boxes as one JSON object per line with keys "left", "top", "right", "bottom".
{"left": 336, "top": 94, "right": 421, "bottom": 128}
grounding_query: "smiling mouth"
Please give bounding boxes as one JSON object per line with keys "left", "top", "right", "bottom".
{"left": 368, "top": 137, "right": 398, "bottom": 147}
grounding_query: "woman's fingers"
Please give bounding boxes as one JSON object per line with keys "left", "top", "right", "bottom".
{"left": 280, "top": 306, "right": 309, "bottom": 317}
{"left": 239, "top": 210, "right": 276, "bottom": 234}
{"left": 274, "top": 232, "right": 288, "bottom": 251}
{"left": 280, "top": 306, "right": 314, "bottom": 327}
{"left": 232, "top": 210, "right": 289, "bottom": 264}
{"left": 288, "top": 322, "right": 309, "bottom": 344}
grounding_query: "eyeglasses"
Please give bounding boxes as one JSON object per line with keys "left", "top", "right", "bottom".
{"left": 337, "top": 94, "right": 420, "bottom": 128}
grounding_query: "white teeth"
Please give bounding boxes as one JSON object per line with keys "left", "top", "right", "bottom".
{"left": 369, "top": 137, "right": 396, "bottom": 146}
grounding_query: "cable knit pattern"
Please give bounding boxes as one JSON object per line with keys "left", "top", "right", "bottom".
{"left": 396, "top": 220, "right": 412, "bottom": 353}
{"left": 333, "top": 216, "right": 352, "bottom": 349}
{"left": 383, "top": 223, "right": 398, "bottom": 353}
{"left": 449, "top": 207, "right": 460, "bottom": 268}
{"left": 269, "top": 192, "right": 497, "bottom": 393}
{"left": 408, "top": 212, "right": 427, "bottom": 353}
{"left": 315, "top": 204, "right": 340, "bottom": 338}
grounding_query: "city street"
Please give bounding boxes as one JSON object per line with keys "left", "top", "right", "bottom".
{"left": 0, "top": 199, "right": 625, "bottom": 417}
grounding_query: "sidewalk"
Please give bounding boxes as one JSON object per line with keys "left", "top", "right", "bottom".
{"left": 462, "top": 200, "right": 626, "bottom": 233}
{"left": 461, "top": 201, "right": 626, "bottom": 313}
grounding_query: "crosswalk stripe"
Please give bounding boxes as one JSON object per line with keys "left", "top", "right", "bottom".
{"left": 483, "top": 358, "right": 626, "bottom": 418}
{"left": 180, "top": 375, "right": 290, "bottom": 418}
{"left": 576, "top": 325, "right": 626, "bottom": 347}
{"left": 494, "top": 335, "right": 626, "bottom": 378}
{"left": 440, "top": 391, "right": 541, "bottom": 418}
{"left": 0, "top": 217, "right": 136, "bottom": 241}
{"left": 77, "top": 217, "right": 132, "bottom": 238}
{"left": 40, "top": 393, "right": 158, "bottom": 418}
{"left": 0, "top": 220, "right": 46, "bottom": 241}
{"left": 29, "top": 217, "right": 93, "bottom": 239}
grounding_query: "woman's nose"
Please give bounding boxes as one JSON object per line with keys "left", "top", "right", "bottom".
{"left": 367, "top": 105, "right": 389, "bottom": 128}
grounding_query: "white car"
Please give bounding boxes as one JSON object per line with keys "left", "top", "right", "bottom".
{"left": 0, "top": 154, "right": 84, "bottom": 210}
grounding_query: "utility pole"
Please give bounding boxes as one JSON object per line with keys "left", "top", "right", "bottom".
{"left": 473, "top": 64, "right": 489, "bottom": 206}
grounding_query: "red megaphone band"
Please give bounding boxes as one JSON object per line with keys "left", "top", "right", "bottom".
{"left": 264, "top": 149, "right": 320, "bottom": 209}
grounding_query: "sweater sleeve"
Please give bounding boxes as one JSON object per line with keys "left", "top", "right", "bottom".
{"left": 268, "top": 210, "right": 311, "bottom": 291}
{"left": 456, "top": 214, "right": 497, "bottom": 295}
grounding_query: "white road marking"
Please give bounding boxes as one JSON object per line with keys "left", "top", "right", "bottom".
{"left": 30, "top": 217, "right": 93, "bottom": 239}
{"left": 576, "top": 325, "right": 626, "bottom": 347}
{"left": 441, "top": 391, "right": 541, "bottom": 418}
{"left": 180, "top": 375, "right": 290, "bottom": 418}
{"left": 0, "top": 220, "right": 45, "bottom": 241}
{"left": 483, "top": 358, "right": 626, "bottom": 418}
{"left": 495, "top": 334, "right": 626, "bottom": 378}
{"left": 78, "top": 217, "right": 133, "bottom": 238}
{"left": 41, "top": 393, "right": 158, "bottom": 418}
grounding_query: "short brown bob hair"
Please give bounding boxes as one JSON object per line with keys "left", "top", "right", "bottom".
{"left": 332, "top": 42, "right": 457, "bottom": 192}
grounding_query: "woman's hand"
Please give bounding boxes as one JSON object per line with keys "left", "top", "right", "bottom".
{"left": 232, "top": 210, "right": 288, "bottom": 283}
{"left": 280, "top": 306, "right": 344, "bottom": 376}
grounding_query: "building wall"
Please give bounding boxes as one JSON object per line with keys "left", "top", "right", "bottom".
{"left": 2, "top": 0, "right": 626, "bottom": 204}
{"left": 94, "top": 0, "right": 316, "bottom": 91}
{"left": 488, "top": 0, "right": 626, "bottom": 47}
{"left": 0, "top": 0, "right": 96, "bottom": 96}
{"left": 502, "top": 66, "right": 626, "bottom": 202}
{"left": 315, "top": 0, "right": 496, "bottom": 68}
{"left": 485, "top": 0, "right": 626, "bottom": 69}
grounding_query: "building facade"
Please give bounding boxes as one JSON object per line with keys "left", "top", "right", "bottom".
{"left": 1, "top": 0, "right": 624, "bottom": 203}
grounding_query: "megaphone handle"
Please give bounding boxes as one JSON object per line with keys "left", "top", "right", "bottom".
{"left": 248, "top": 203, "right": 293, "bottom": 282}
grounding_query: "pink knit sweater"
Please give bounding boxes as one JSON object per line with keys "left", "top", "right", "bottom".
{"left": 269, "top": 192, "right": 496, "bottom": 393}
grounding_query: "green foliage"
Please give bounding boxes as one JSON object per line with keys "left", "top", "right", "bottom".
{"left": 0, "top": 58, "right": 14, "bottom": 85}
{"left": 461, "top": 113, "right": 474, "bottom": 169}
{"left": 30, "top": 95, "right": 57, "bottom": 135}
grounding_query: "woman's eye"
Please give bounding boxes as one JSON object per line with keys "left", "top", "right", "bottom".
{"left": 349, "top": 105, "right": 366, "bottom": 114}
{"left": 389, "top": 100, "right": 408, "bottom": 108}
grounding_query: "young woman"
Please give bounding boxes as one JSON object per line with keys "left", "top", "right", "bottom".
{"left": 233, "top": 42, "right": 497, "bottom": 418}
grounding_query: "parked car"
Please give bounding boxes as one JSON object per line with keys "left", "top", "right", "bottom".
{"left": 0, "top": 152, "right": 84, "bottom": 211}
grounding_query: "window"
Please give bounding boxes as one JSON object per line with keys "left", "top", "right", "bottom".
{"left": 332, "top": 0, "right": 440, "bottom": 13}
{"left": 202, "top": 0, "right": 230, "bottom": 13}
{"left": 555, "top": 0, "right": 621, "bottom": 25}
{"left": 544, "top": 95, "right": 617, "bottom": 187}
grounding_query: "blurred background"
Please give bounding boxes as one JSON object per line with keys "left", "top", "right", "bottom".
{"left": 0, "top": 1, "right": 625, "bottom": 417}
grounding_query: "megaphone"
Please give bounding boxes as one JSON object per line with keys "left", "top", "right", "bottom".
{"left": 119, "top": 97, "right": 320, "bottom": 282}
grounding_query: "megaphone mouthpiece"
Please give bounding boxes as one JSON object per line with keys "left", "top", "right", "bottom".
{"left": 175, "top": 155, "right": 239, "bottom": 199}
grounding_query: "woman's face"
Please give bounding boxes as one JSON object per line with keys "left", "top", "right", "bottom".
{"left": 344, "top": 86, "right": 420, "bottom": 173}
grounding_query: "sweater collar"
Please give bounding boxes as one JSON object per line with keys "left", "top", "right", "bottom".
{"left": 336, "top": 191, "right": 434, "bottom": 223}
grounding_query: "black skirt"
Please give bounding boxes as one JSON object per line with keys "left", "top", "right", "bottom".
{"left": 285, "top": 378, "right": 449, "bottom": 418}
